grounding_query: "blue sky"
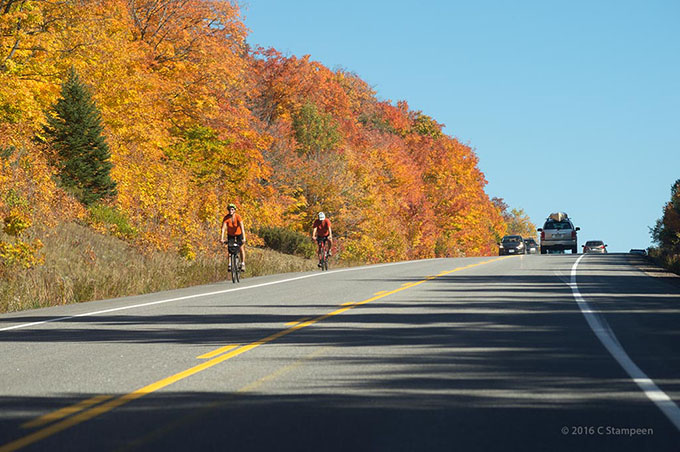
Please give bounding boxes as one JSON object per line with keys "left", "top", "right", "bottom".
{"left": 241, "top": 0, "right": 680, "bottom": 252}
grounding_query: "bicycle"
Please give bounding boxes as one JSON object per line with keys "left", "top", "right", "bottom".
{"left": 316, "top": 237, "right": 331, "bottom": 271}
{"left": 224, "top": 239, "right": 242, "bottom": 283}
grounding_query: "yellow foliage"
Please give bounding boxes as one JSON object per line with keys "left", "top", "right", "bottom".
{"left": 0, "top": 238, "right": 44, "bottom": 270}
{"left": 0, "top": 0, "right": 509, "bottom": 268}
{"left": 179, "top": 242, "right": 196, "bottom": 261}
{"left": 3, "top": 210, "right": 31, "bottom": 237}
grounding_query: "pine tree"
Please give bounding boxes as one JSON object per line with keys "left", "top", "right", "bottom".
{"left": 44, "top": 68, "right": 117, "bottom": 206}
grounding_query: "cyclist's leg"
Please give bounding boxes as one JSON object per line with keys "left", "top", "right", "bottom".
{"left": 237, "top": 234, "right": 245, "bottom": 270}
{"left": 316, "top": 239, "right": 324, "bottom": 266}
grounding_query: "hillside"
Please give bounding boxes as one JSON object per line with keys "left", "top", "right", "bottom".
{"left": 0, "top": 0, "right": 533, "bottom": 311}
{"left": 0, "top": 221, "right": 317, "bottom": 312}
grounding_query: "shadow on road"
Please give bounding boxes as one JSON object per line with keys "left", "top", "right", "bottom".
{"left": 1, "top": 254, "right": 679, "bottom": 450}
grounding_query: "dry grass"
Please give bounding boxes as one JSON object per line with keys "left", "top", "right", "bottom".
{"left": 647, "top": 247, "right": 680, "bottom": 276}
{"left": 0, "top": 222, "right": 319, "bottom": 313}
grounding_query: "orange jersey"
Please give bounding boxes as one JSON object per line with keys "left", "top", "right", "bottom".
{"left": 313, "top": 218, "right": 331, "bottom": 237}
{"left": 222, "top": 213, "right": 243, "bottom": 236}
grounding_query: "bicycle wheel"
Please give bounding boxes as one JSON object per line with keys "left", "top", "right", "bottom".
{"left": 231, "top": 253, "right": 238, "bottom": 283}
{"left": 317, "top": 248, "right": 324, "bottom": 271}
{"left": 323, "top": 244, "right": 330, "bottom": 271}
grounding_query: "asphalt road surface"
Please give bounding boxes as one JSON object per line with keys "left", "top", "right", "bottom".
{"left": 1, "top": 254, "right": 679, "bottom": 451}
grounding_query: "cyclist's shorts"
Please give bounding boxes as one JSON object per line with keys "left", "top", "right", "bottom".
{"left": 316, "top": 236, "right": 329, "bottom": 244}
{"left": 228, "top": 234, "right": 244, "bottom": 246}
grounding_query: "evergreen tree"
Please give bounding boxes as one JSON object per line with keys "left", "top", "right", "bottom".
{"left": 44, "top": 68, "right": 117, "bottom": 205}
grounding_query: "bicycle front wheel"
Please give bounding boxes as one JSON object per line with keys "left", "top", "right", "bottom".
{"left": 231, "top": 254, "right": 238, "bottom": 283}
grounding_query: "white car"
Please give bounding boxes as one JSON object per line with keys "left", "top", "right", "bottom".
{"left": 583, "top": 240, "right": 607, "bottom": 254}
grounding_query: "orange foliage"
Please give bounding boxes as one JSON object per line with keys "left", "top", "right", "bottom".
{"left": 2, "top": 0, "right": 510, "bottom": 265}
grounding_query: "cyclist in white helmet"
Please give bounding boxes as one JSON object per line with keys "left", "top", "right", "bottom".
{"left": 312, "top": 212, "right": 333, "bottom": 267}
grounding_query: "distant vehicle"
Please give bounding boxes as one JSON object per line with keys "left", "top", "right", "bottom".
{"left": 629, "top": 249, "right": 647, "bottom": 256}
{"left": 523, "top": 238, "right": 539, "bottom": 254}
{"left": 537, "top": 212, "right": 580, "bottom": 254}
{"left": 499, "top": 235, "right": 526, "bottom": 255}
{"left": 583, "top": 240, "right": 607, "bottom": 254}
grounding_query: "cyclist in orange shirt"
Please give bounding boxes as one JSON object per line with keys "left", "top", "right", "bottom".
{"left": 312, "top": 212, "right": 332, "bottom": 267}
{"left": 221, "top": 203, "right": 246, "bottom": 271}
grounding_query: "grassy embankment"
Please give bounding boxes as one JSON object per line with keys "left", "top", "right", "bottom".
{"left": 0, "top": 222, "right": 318, "bottom": 313}
{"left": 647, "top": 247, "right": 680, "bottom": 276}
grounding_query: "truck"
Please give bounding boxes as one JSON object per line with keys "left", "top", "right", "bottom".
{"left": 537, "top": 212, "right": 580, "bottom": 254}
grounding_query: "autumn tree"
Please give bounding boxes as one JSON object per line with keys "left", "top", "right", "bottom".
{"left": 2, "top": 0, "right": 517, "bottom": 265}
{"left": 291, "top": 102, "right": 341, "bottom": 157}
{"left": 411, "top": 112, "right": 442, "bottom": 139}
{"left": 493, "top": 198, "right": 535, "bottom": 237}
{"left": 652, "top": 179, "right": 680, "bottom": 253}
{"left": 506, "top": 208, "right": 536, "bottom": 237}
{"left": 164, "top": 125, "right": 249, "bottom": 187}
{"left": 43, "top": 68, "right": 117, "bottom": 205}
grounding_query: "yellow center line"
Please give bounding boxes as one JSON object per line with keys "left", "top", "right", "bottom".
{"left": 196, "top": 345, "right": 239, "bottom": 359}
{"left": 236, "top": 347, "right": 331, "bottom": 394}
{"left": 284, "top": 316, "right": 313, "bottom": 326}
{"left": 0, "top": 256, "right": 509, "bottom": 452}
{"left": 20, "top": 395, "right": 113, "bottom": 429}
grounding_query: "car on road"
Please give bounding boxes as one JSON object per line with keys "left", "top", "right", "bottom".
{"left": 583, "top": 240, "right": 607, "bottom": 254}
{"left": 629, "top": 249, "right": 647, "bottom": 256}
{"left": 523, "top": 237, "right": 539, "bottom": 254}
{"left": 499, "top": 235, "right": 526, "bottom": 255}
{"left": 537, "top": 212, "right": 580, "bottom": 254}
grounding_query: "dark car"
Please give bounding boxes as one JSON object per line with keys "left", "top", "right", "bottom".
{"left": 583, "top": 240, "right": 607, "bottom": 254}
{"left": 523, "top": 238, "right": 539, "bottom": 254}
{"left": 629, "top": 249, "right": 647, "bottom": 256}
{"left": 499, "top": 235, "right": 526, "bottom": 255}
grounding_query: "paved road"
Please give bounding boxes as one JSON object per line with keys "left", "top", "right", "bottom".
{"left": 0, "top": 254, "right": 679, "bottom": 451}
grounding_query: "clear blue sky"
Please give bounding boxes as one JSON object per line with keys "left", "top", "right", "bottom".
{"left": 241, "top": 0, "right": 680, "bottom": 252}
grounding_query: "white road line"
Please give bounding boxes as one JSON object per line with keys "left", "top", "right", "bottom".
{"left": 0, "top": 260, "right": 428, "bottom": 332}
{"left": 570, "top": 255, "right": 680, "bottom": 431}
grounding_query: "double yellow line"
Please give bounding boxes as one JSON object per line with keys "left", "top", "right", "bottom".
{"left": 1, "top": 256, "right": 510, "bottom": 451}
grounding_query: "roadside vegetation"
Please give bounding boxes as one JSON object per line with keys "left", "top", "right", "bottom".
{"left": 0, "top": 222, "right": 317, "bottom": 313}
{"left": 649, "top": 179, "right": 680, "bottom": 275}
{"left": 0, "top": 0, "right": 533, "bottom": 313}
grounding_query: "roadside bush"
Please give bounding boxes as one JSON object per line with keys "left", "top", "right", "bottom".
{"left": 88, "top": 204, "right": 136, "bottom": 239}
{"left": 648, "top": 247, "right": 680, "bottom": 275}
{"left": 259, "top": 226, "right": 315, "bottom": 258}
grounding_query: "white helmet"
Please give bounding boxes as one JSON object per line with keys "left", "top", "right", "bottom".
{"left": 318, "top": 212, "right": 325, "bottom": 220}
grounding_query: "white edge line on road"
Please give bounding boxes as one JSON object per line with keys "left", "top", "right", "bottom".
{"left": 571, "top": 254, "right": 680, "bottom": 432}
{"left": 0, "top": 259, "right": 433, "bottom": 332}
